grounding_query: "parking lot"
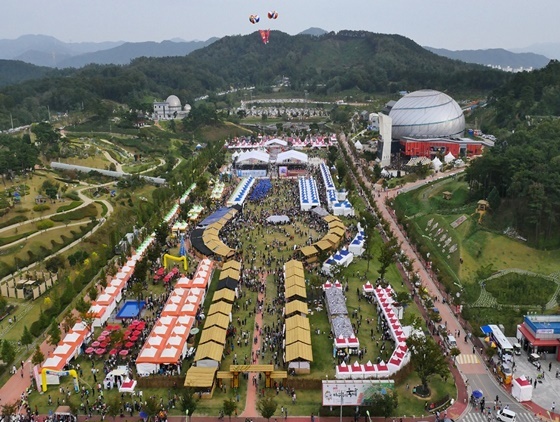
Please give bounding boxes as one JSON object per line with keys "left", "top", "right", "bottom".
{"left": 508, "top": 344, "right": 560, "bottom": 413}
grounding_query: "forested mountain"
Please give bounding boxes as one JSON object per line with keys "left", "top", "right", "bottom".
{"left": 0, "top": 30, "right": 509, "bottom": 129}
{"left": 490, "top": 60, "right": 560, "bottom": 128}
{"left": 0, "top": 59, "right": 57, "bottom": 87}
{"left": 425, "top": 47, "right": 550, "bottom": 70}
{"left": 0, "top": 34, "right": 124, "bottom": 67}
{"left": 55, "top": 39, "right": 218, "bottom": 68}
{"left": 466, "top": 61, "right": 560, "bottom": 248}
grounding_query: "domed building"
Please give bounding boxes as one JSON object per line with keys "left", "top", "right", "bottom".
{"left": 389, "top": 89, "right": 465, "bottom": 139}
{"left": 377, "top": 89, "right": 487, "bottom": 165}
{"left": 153, "top": 95, "right": 191, "bottom": 120}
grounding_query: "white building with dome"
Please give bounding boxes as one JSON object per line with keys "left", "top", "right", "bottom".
{"left": 389, "top": 90, "right": 465, "bottom": 139}
{"left": 153, "top": 95, "right": 191, "bottom": 120}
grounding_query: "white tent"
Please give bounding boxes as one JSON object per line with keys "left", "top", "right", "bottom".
{"left": 354, "top": 140, "right": 363, "bottom": 150}
{"left": 264, "top": 138, "right": 288, "bottom": 147}
{"left": 237, "top": 150, "right": 270, "bottom": 164}
{"left": 276, "top": 150, "right": 308, "bottom": 164}
{"left": 432, "top": 157, "right": 442, "bottom": 171}
{"left": 511, "top": 377, "right": 532, "bottom": 402}
{"left": 444, "top": 151, "right": 456, "bottom": 163}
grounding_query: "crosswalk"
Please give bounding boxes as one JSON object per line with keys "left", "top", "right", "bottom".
{"left": 460, "top": 410, "right": 538, "bottom": 422}
{"left": 456, "top": 354, "right": 480, "bottom": 365}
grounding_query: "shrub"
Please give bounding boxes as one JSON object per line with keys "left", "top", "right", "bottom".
{"left": 65, "top": 191, "right": 81, "bottom": 201}
{"left": 56, "top": 201, "right": 82, "bottom": 213}
{"left": 0, "top": 215, "right": 27, "bottom": 229}
{"left": 33, "top": 204, "right": 50, "bottom": 212}
{"left": 36, "top": 220, "right": 55, "bottom": 231}
{"left": 14, "top": 208, "right": 30, "bottom": 213}
{"left": 50, "top": 203, "right": 97, "bottom": 222}
{"left": 30, "top": 320, "right": 43, "bottom": 337}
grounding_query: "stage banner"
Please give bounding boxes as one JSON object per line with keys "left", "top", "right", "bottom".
{"left": 322, "top": 380, "right": 394, "bottom": 406}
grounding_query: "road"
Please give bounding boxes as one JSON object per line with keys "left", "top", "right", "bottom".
{"left": 338, "top": 132, "right": 540, "bottom": 421}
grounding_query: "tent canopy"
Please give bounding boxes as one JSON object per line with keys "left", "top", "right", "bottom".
{"left": 285, "top": 341, "right": 313, "bottom": 362}
{"left": 237, "top": 150, "right": 270, "bottom": 164}
{"left": 184, "top": 366, "right": 217, "bottom": 387}
{"left": 276, "top": 150, "right": 308, "bottom": 164}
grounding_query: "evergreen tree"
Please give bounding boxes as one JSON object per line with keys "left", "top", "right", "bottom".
{"left": 31, "top": 345, "right": 45, "bottom": 366}
{"left": 47, "top": 321, "right": 61, "bottom": 347}
{"left": 257, "top": 395, "right": 278, "bottom": 422}
{"left": 20, "top": 325, "right": 33, "bottom": 350}
{"left": 1, "top": 339, "right": 16, "bottom": 364}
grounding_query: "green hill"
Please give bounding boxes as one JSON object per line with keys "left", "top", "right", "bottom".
{"left": 0, "top": 59, "right": 56, "bottom": 87}
{"left": 0, "top": 30, "right": 509, "bottom": 129}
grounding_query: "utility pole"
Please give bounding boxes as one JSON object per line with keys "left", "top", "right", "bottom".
{"left": 10, "top": 113, "right": 14, "bottom": 130}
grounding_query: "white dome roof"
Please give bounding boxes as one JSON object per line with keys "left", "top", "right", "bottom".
{"left": 184, "top": 104, "right": 191, "bottom": 112}
{"left": 389, "top": 90, "right": 465, "bottom": 139}
{"left": 166, "top": 95, "right": 181, "bottom": 108}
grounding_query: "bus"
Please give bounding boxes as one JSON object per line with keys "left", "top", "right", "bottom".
{"left": 488, "top": 325, "right": 514, "bottom": 362}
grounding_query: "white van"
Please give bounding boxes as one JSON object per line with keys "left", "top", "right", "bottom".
{"left": 446, "top": 335, "right": 457, "bottom": 349}
{"left": 496, "top": 409, "right": 516, "bottom": 422}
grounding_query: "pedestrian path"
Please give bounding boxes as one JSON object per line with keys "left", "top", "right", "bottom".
{"left": 456, "top": 354, "right": 480, "bottom": 365}
{"left": 240, "top": 273, "right": 267, "bottom": 418}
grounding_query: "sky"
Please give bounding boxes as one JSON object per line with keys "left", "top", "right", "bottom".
{"left": 2, "top": 0, "right": 560, "bottom": 51}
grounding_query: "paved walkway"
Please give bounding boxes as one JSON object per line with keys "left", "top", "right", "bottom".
{"left": 240, "top": 273, "right": 267, "bottom": 417}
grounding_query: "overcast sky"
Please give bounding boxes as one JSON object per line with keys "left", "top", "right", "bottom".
{"left": 2, "top": 0, "right": 559, "bottom": 50}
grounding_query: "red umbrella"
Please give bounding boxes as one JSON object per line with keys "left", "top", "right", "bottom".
{"left": 130, "top": 320, "right": 139, "bottom": 326}
{"left": 119, "top": 350, "right": 129, "bottom": 356}
{"left": 133, "top": 330, "right": 142, "bottom": 336}
{"left": 107, "top": 324, "right": 120, "bottom": 331}
{"left": 101, "top": 330, "right": 111, "bottom": 337}
{"left": 136, "top": 322, "right": 146, "bottom": 330}
{"left": 97, "top": 335, "right": 106, "bottom": 342}
{"left": 95, "top": 348, "right": 106, "bottom": 355}
{"left": 109, "top": 349, "right": 118, "bottom": 356}
{"left": 85, "top": 347, "right": 94, "bottom": 354}
{"left": 125, "top": 342, "right": 135, "bottom": 348}
{"left": 99, "top": 342, "right": 108, "bottom": 348}
{"left": 91, "top": 341, "right": 100, "bottom": 348}
{"left": 129, "top": 335, "right": 139, "bottom": 342}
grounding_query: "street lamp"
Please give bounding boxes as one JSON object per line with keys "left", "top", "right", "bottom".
{"left": 186, "top": 409, "right": 189, "bottom": 422}
{"left": 366, "top": 410, "right": 372, "bottom": 422}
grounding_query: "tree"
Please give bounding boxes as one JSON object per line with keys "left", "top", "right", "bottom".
{"left": 47, "top": 320, "right": 61, "bottom": 347}
{"left": 1, "top": 339, "right": 15, "bottom": 364}
{"left": 105, "top": 395, "right": 122, "bottom": 421}
{"left": 20, "top": 325, "right": 33, "bottom": 349}
{"left": 363, "top": 390, "right": 398, "bottom": 417}
{"left": 1, "top": 402, "right": 18, "bottom": 419}
{"left": 31, "top": 345, "right": 45, "bottom": 366}
{"left": 62, "top": 312, "right": 77, "bottom": 332}
{"left": 80, "top": 311, "right": 96, "bottom": 331}
{"left": 87, "top": 285, "right": 98, "bottom": 301}
{"left": 223, "top": 398, "right": 237, "bottom": 422}
{"left": 450, "top": 347, "right": 461, "bottom": 363}
{"left": 378, "top": 237, "right": 399, "bottom": 279}
{"left": 45, "top": 255, "right": 66, "bottom": 273}
{"left": 180, "top": 388, "right": 198, "bottom": 419}
{"left": 257, "top": 395, "right": 278, "bottom": 422}
{"left": 406, "top": 334, "right": 450, "bottom": 395}
{"left": 143, "top": 396, "right": 160, "bottom": 422}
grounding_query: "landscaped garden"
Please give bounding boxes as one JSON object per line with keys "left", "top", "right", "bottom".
{"left": 392, "top": 175, "right": 560, "bottom": 335}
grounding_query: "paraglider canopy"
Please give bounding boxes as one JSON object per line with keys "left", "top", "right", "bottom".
{"left": 268, "top": 11, "right": 279, "bottom": 19}
{"left": 249, "top": 14, "right": 260, "bottom": 24}
{"left": 259, "top": 29, "right": 270, "bottom": 45}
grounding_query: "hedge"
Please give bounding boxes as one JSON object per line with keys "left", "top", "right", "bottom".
{"left": 0, "top": 215, "right": 27, "bottom": 229}
{"left": 56, "top": 201, "right": 83, "bottom": 213}
{"left": 50, "top": 203, "right": 97, "bottom": 222}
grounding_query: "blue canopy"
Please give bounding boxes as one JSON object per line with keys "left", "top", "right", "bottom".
{"left": 480, "top": 325, "right": 492, "bottom": 335}
{"left": 471, "top": 390, "right": 484, "bottom": 399}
